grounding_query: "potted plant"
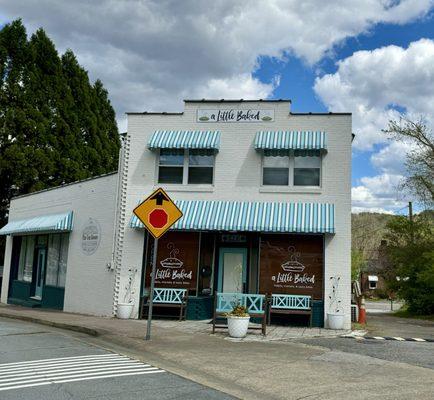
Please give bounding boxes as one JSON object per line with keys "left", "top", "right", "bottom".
{"left": 117, "top": 268, "right": 137, "bottom": 319}
{"left": 225, "top": 304, "right": 250, "bottom": 338}
{"left": 327, "top": 276, "right": 345, "bottom": 329}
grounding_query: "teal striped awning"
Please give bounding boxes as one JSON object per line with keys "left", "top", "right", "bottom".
{"left": 148, "top": 130, "right": 220, "bottom": 150}
{"left": 254, "top": 131, "right": 327, "bottom": 150}
{"left": 130, "top": 201, "right": 334, "bottom": 234}
{"left": 0, "top": 211, "right": 74, "bottom": 235}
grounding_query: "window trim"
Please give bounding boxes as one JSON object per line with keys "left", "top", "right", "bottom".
{"left": 260, "top": 151, "right": 322, "bottom": 189}
{"left": 157, "top": 149, "right": 215, "bottom": 186}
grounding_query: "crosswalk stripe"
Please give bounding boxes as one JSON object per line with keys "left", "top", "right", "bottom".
{"left": 393, "top": 337, "right": 405, "bottom": 341}
{"left": 0, "top": 364, "right": 154, "bottom": 384}
{"left": 0, "top": 370, "right": 165, "bottom": 392}
{"left": 0, "top": 354, "right": 118, "bottom": 368}
{"left": 412, "top": 338, "right": 426, "bottom": 342}
{"left": 372, "top": 336, "right": 385, "bottom": 340}
{"left": 0, "top": 353, "right": 165, "bottom": 392}
{"left": 0, "top": 358, "right": 137, "bottom": 376}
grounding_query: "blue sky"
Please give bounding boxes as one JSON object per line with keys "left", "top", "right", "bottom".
{"left": 1, "top": 1, "right": 434, "bottom": 214}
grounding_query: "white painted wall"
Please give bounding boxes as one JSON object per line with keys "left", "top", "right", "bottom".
{"left": 1, "top": 173, "right": 118, "bottom": 316}
{"left": 117, "top": 101, "right": 352, "bottom": 328}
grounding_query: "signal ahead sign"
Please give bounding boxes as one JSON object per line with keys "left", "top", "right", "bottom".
{"left": 133, "top": 188, "right": 183, "bottom": 239}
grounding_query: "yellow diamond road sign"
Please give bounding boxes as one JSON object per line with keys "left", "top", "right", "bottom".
{"left": 133, "top": 188, "right": 183, "bottom": 239}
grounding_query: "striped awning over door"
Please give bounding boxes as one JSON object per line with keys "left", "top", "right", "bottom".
{"left": 254, "top": 131, "right": 327, "bottom": 150}
{"left": 130, "top": 201, "right": 334, "bottom": 234}
{"left": 148, "top": 130, "right": 221, "bottom": 150}
{"left": 0, "top": 211, "right": 74, "bottom": 235}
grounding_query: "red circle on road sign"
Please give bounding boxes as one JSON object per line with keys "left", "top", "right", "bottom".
{"left": 149, "top": 209, "right": 168, "bottom": 228}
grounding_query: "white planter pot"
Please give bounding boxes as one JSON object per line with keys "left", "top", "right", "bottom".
{"left": 117, "top": 302, "right": 134, "bottom": 319}
{"left": 227, "top": 316, "right": 250, "bottom": 338}
{"left": 327, "top": 312, "right": 345, "bottom": 330}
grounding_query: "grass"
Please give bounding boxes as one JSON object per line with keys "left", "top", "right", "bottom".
{"left": 394, "top": 308, "right": 434, "bottom": 321}
{"left": 351, "top": 322, "right": 367, "bottom": 330}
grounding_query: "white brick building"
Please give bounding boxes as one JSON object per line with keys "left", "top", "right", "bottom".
{"left": 1, "top": 99, "right": 352, "bottom": 329}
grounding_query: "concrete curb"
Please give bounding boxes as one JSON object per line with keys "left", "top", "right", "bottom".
{"left": 0, "top": 312, "right": 100, "bottom": 337}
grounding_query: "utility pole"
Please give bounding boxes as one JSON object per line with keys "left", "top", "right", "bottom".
{"left": 408, "top": 201, "right": 413, "bottom": 222}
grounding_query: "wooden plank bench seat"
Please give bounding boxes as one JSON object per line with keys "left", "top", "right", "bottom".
{"left": 212, "top": 292, "right": 267, "bottom": 335}
{"left": 140, "top": 288, "right": 188, "bottom": 321}
{"left": 267, "top": 294, "right": 312, "bottom": 326}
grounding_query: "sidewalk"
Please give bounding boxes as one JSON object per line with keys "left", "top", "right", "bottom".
{"left": 1, "top": 305, "right": 433, "bottom": 400}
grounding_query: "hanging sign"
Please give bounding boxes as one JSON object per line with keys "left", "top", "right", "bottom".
{"left": 133, "top": 188, "right": 183, "bottom": 239}
{"left": 197, "top": 109, "right": 274, "bottom": 123}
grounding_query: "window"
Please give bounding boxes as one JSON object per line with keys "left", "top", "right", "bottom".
{"left": 158, "top": 149, "right": 214, "bottom": 185}
{"left": 158, "top": 149, "right": 184, "bottom": 184}
{"left": 294, "top": 150, "right": 321, "bottom": 186}
{"left": 17, "top": 236, "right": 35, "bottom": 282}
{"left": 262, "top": 150, "right": 322, "bottom": 187}
{"left": 263, "top": 153, "right": 289, "bottom": 186}
{"left": 188, "top": 149, "right": 214, "bottom": 184}
{"left": 46, "top": 233, "right": 69, "bottom": 287}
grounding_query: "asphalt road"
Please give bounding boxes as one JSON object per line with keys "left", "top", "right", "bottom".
{"left": 299, "top": 336, "right": 434, "bottom": 369}
{"left": 0, "top": 318, "right": 235, "bottom": 400}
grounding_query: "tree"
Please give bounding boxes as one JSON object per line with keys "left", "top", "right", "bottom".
{"left": 0, "top": 19, "right": 120, "bottom": 256}
{"left": 384, "top": 214, "right": 434, "bottom": 315}
{"left": 351, "top": 249, "right": 365, "bottom": 281}
{"left": 383, "top": 118, "right": 434, "bottom": 207}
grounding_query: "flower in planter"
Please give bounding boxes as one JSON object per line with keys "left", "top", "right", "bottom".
{"left": 225, "top": 304, "right": 249, "bottom": 318}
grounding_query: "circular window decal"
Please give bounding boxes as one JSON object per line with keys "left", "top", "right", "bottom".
{"left": 81, "top": 218, "right": 101, "bottom": 255}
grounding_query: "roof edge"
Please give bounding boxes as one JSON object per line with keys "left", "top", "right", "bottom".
{"left": 184, "top": 99, "right": 292, "bottom": 103}
{"left": 290, "top": 112, "right": 351, "bottom": 116}
{"left": 11, "top": 171, "right": 118, "bottom": 201}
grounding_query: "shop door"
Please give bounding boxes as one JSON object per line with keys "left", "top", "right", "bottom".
{"left": 34, "top": 247, "right": 47, "bottom": 299}
{"left": 218, "top": 248, "right": 247, "bottom": 293}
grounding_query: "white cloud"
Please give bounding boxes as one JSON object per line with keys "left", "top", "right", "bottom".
{"left": 314, "top": 38, "right": 434, "bottom": 212}
{"left": 352, "top": 173, "right": 407, "bottom": 212}
{"left": 315, "top": 38, "right": 434, "bottom": 151}
{"left": 0, "top": 0, "right": 432, "bottom": 127}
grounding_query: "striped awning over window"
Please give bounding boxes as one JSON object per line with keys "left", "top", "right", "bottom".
{"left": 130, "top": 201, "right": 334, "bottom": 234}
{"left": 0, "top": 211, "right": 74, "bottom": 235}
{"left": 254, "top": 131, "right": 327, "bottom": 150}
{"left": 148, "top": 130, "right": 221, "bottom": 150}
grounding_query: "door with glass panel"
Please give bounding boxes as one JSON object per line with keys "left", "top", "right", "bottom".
{"left": 218, "top": 248, "right": 247, "bottom": 293}
{"left": 34, "top": 247, "right": 47, "bottom": 299}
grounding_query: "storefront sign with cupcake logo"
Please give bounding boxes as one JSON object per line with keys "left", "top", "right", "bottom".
{"left": 147, "top": 232, "right": 199, "bottom": 289}
{"left": 259, "top": 235, "right": 323, "bottom": 299}
{"left": 197, "top": 109, "right": 274, "bottom": 123}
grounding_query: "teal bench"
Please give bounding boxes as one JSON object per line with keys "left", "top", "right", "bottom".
{"left": 212, "top": 292, "right": 267, "bottom": 335}
{"left": 140, "top": 288, "right": 188, "bottom": 321}
{"left": 267, "top": 294, "right": 312, "bottom": 326}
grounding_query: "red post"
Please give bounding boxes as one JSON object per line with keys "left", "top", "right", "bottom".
{"left": 358, "top": 296, "right": 366, "bottom": 325}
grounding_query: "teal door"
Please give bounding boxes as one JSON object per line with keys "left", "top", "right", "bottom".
{"left": 34, "top": 247, "right": 46, "bottom": 299}
{"left": 218, "top": 248, "right": 247, "bottom": 293}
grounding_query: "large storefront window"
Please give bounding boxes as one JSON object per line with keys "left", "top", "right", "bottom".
{"left": 17, "top": 236, "right": 35, "bottom": 282}
{"left": 46, "top": 233, "right": 69, "bottom": 287}
{"left": 259, "top": 235, "right": 324, "bottom": 299}
{"left": 145, "top": 232, "right": 200, "bottom": 295}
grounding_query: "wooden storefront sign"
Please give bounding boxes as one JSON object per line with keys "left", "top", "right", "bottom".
{"left": 259, "top": 235, "right": 323, "bottom": 299}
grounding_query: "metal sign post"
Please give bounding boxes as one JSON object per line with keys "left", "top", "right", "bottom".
{"left": 146, "top": 237, "right": 158, "bottom": 341}
{"left": 133, "top": 187, "right": 183, "bottom": 341}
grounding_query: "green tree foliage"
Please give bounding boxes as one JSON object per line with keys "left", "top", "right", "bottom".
{"left": 384, "top": 215, "right": 434, "bottom": 315}
{"left": 351, "top": 249, "right": 366, "bottom": 281}
{"left": 384, "top": 118, "right": 434, "bottom": 207}
{"left": 0, "top": 20, "right": 120, "bottom": 252}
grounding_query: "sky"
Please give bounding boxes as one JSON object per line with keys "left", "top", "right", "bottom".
{"left": 1, "top": 0, "right": 434, "bottom": 214}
